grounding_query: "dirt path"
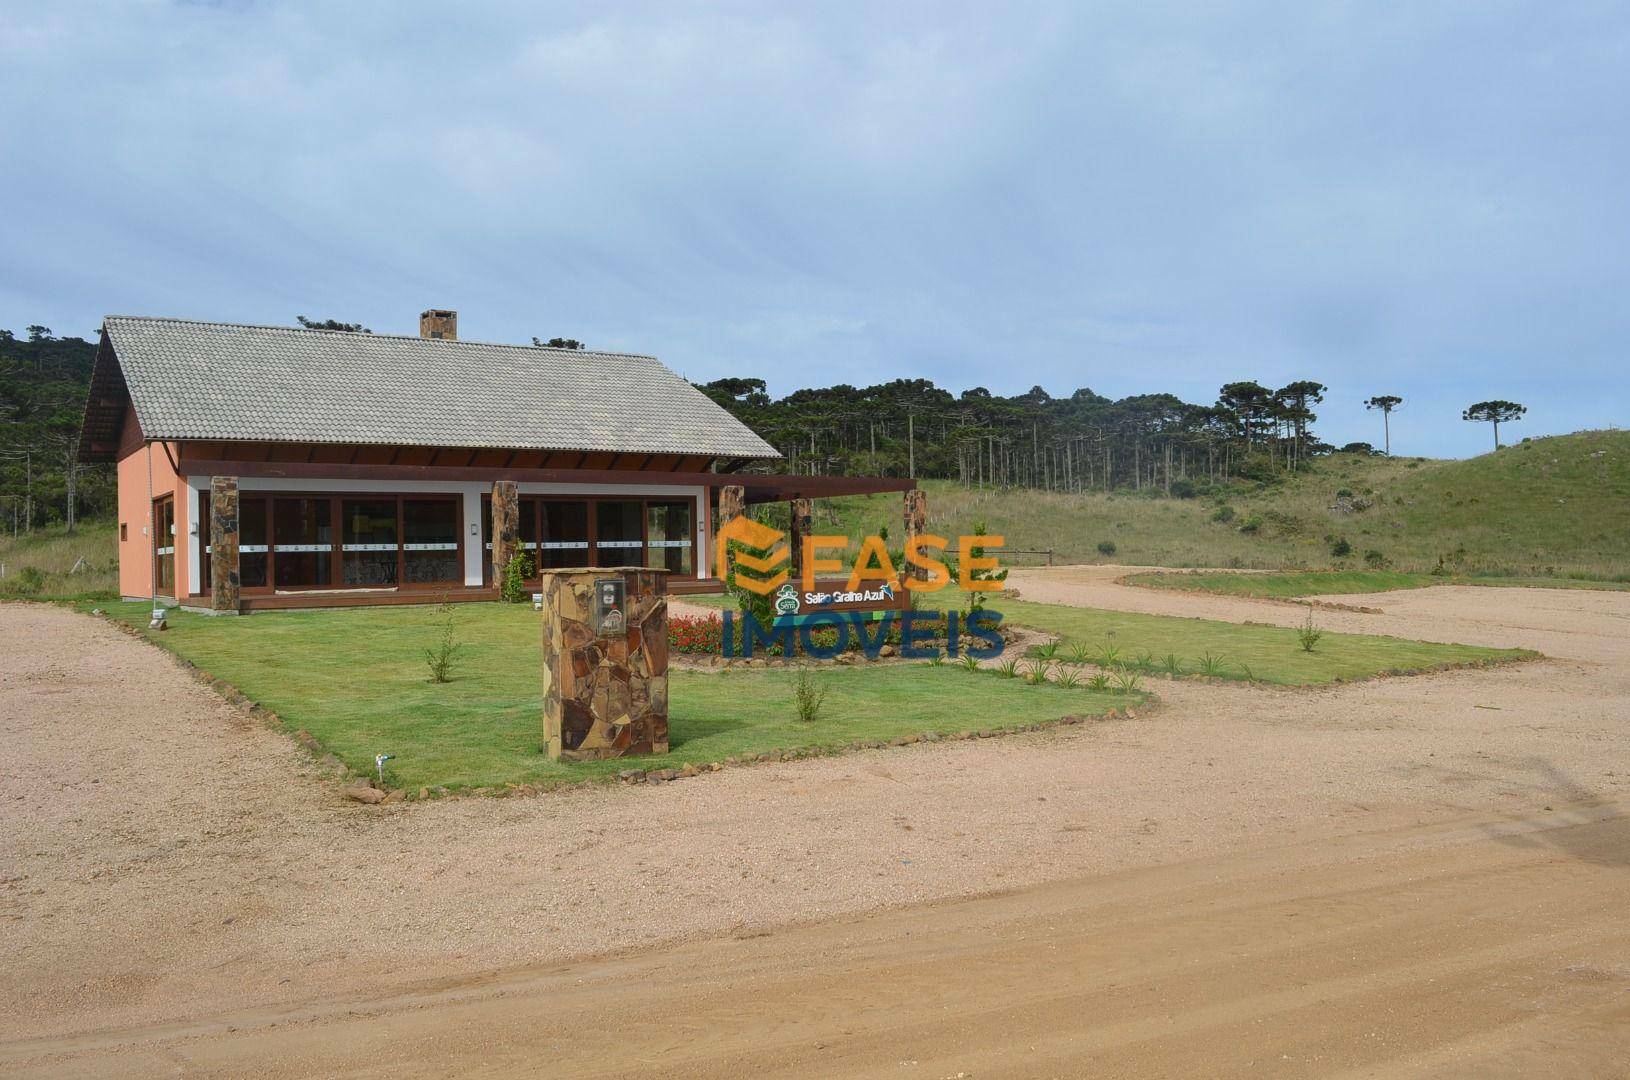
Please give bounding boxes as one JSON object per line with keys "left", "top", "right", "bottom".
{"left": 3, "top": 575, "right": 1628, "bottom": 1076}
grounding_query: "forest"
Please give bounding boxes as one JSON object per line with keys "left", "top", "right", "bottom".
{"left": 0, "top": 326, "right": 108, "bottom": 535}
{"left": 697, "top": 376, "right": 1358, "bottom": 493}
{"left": 0, "top": 319, "right": 1354, "bottom": 539}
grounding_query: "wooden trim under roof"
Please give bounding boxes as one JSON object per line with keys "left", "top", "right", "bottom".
{"left": 177, "top": 458, "right": 916, "bottom": 500}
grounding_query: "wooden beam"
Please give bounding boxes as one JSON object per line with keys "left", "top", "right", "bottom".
{"left": 177, "top": 458, "right": 916, "bottom": 498}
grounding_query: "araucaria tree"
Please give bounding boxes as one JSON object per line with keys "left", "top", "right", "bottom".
{"left": 1462, "top": 400, "right": 1526, "bottom": 450}
{"left": 1364, "top": 395, "right": 1402, "bottom": 455}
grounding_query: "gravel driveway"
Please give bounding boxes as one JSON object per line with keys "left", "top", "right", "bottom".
{"left": 3, "top": 574, "right": 1627, "bottom": 1048}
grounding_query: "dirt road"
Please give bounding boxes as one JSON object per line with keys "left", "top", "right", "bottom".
{"left": 3, "top": 574, "right": 1628, "bottom": 1076}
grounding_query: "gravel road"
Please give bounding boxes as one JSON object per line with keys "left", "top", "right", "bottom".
{"left": 2, "top": 571, "right": 1626, "bottom": 1076}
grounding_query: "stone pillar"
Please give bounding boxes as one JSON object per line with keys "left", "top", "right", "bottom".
{"left": 788, "top": 497, "right": 813, "bottom": 576}
{"left": 715, "top": 483, "right": 746, "bottom": 580}
{"left": 718, "top": 484, "right": 746, "bottom": 529}
{"left": 209, "top": 476, "right": 241, "bottom": 613}
{"left": 902, "top": 487, "right": 929, "bottom": 582}
{"left": 491, "top": 480, "right": 519, "bottom": 583}
{"left": 541, "top": 567, "right": 669, "bottom": 761}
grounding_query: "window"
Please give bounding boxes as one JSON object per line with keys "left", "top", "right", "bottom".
{"left": 645, "top": 501, "right": 693, "bottom": 575}
{"left": 540, "top": 500, "right": 589, "bottom": 569}
{"left": 272, "top": 498, "right": 333, "bottom": 588}
{"left": 240, "top": 498, "right": 269, "bottom": 589}
{"left": 594, "top": 500, "right": 643, "bottom": 567}
{"left": 120, "top": 523, "right": 128, "bottom": 542}
{"left": 342, "top": 499, "right": 399, "bottom": 585}
{"left": 403, "top": 499, "right": 460, "bottom": 583}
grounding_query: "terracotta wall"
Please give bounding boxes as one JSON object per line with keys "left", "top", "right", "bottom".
{"left": 115, "top": 415, "right": 189, "bottom": 599}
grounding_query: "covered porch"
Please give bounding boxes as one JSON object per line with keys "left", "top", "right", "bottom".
{"left": 188, "top": 458, "right": 918, "bottom": 612}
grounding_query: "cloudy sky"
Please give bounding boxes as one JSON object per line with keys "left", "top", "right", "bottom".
{"left": 3, "top": 2, "right": 1625, "bottom": 456}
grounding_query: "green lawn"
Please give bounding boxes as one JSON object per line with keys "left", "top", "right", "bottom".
{"left": 91, "top": 601, "right": 1135, "bottom": 792}
{"left": 915, "top": 592, "right": 1531, "bottom": 685}
{"left": 1123, "top": 569, "right": 1630, "bottom": 599}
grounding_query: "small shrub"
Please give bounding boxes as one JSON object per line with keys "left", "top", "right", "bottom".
{"left": 1198, "top": 652, "right": 1227, "bottom": 677}
{"left": 1161, "top": 653, "right": 1183, "bottom": 677}
{"left": 1086, "top": 672, "right": 1111, "bottom": 692}
{"left": 424, "top": 603, "right": 463, "bottom": 683}
{"left": 1064, "top": 641, "right": 1092, "bottom": 665}
{"left": 1210, "top": 505, "right": 1236, "bottom": 524}
{"left": 1055, "top": 668, "right": 1083, "bottom": 689}
{"left": 926, "top": 651, "right": 947, "bottom": 667}
{"left": 791, "top": 666, "right": 827, "bottom": 723}
{"left": 959, "top": 654, "right": 982, "bottom": 673}
{"left": 995, "top": 658, "right": 1020, "bottom": 679}
{"left": 1335, "top": 487, "right": 1354, "bottom": 499}
{"left": 499, "top": 549, "right": 536, "bottom": 604}
{"left": 1096, "top": 642, "right": 1122, "bottom": 669}
{"left": 1238, "top": 515, "right": 1263, "bottom": 534}
{"left": 1024, "top": 661, "right": 1052, "bottom": 684}
{"left": 3, "top": 565, "right": 47, "bottom": 596}
{"left": 1330, "top": 537, "right": 1353, "bottom": 558}
{"left": 1364, "top": 549, "right": 1387, "bottom": 568}
{"left": 1296, "top": 607, "right": 1324, "bottom": 653}
{"left": 1169, "top": 478, "right": 1198, "bottom": 499}
{"left": 1034, "top": 639, "right": 1061, "bottom": 661}
{"left": 1111, "top": 668, "right": 1143, "bottom": 693}
{"left": 1096, "top": 540, "right": 1117, "bottom": 557}
{"left": 1133, "top": 651, "right": 1155, "bottom": 672}
{"left": 962, "top": 521, "right": 1008, "bottom": 614}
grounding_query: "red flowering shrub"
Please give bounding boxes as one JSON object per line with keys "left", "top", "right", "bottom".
{"left": 669, "top": 613, "right": 724, "bottom": 654}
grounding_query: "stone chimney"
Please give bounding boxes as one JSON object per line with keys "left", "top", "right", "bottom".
{"left": 419, "top": 309, "right": 457, "bottom": 340}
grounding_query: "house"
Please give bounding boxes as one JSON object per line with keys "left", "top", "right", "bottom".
{"left": 79, "top": 310, "right": 915, "bottom": 612}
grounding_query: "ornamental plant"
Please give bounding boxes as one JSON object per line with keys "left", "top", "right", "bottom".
{"left": 668, "top": 614, "right": 725, "bottom": 654}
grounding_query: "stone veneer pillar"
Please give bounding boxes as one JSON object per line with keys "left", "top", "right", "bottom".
{"left": 491, "top": 480, "right": 519, "bottom": 582}
{"left": 542, "top": 567, "right": 669, "bottom": 760}
{"left": 902, "top": 487, "right": 929, "bottom": 582}
{"left": 788, "top": 497, "right": 813, "bottom": 575}
{"left": 716, "top": 484, "right": 746, "bottom": 580}
{"left": 209, "top": 476, "right": 241, "bottom": 613}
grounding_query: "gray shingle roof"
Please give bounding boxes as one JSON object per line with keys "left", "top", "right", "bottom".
{"left": 99, "top": 316, "right": 779, "bottom": 459}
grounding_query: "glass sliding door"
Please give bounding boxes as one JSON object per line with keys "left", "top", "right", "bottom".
{"left": 152, "top": 495, "right": 176, "bottom": 596}
{"left": 272, "top": 497, "right": 333, "bottom": 588}
{"left": 402, "top": 498, "right": 460, "bottom": 583}
{"left": 540, "top": 500, "right": 590, "bottom": 569}
{"left": 240, "top": 497, "right": 269, "bottom": 589}
{"left": 342, "top": 499, "right": 399, "bottom": 586}
{"left": 645, "top": 501, "right": 694, "bottom": 575}
{"left": 594, "top": 500, "right": 643, "bottom": 567}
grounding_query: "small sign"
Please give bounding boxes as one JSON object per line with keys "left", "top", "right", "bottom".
{"left": 594, "top": 577, "right": 626, "bottom": 635}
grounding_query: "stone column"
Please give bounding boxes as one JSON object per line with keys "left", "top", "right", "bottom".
{"left": 715, "top": 483, "right": 746, "bottom": 580}
{"left": 788, "top": 497, "right": 813, "bottom": 576}
{"left": 209, "top": 476, "right": 241, "bottom": 613}
{"left": 491, "top": 480, "right": 519, "bottom": 584}
{"left": 541, "top": 568, "right": 669, "bottom": 761}
{"left": 902, "top": 487, "right": 929, "bottom": 582}
{"left": 717, "top": 484, "right": 746, "bottom": 529}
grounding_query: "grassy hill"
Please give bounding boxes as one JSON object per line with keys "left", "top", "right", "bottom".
{"left": 826, "top": 429, "right": 1629, "bottom": 581}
